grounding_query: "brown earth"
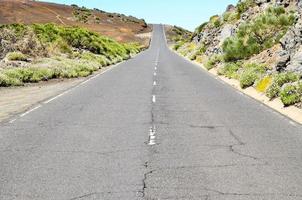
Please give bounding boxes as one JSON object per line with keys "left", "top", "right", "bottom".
{"left": 0, "top": 0, "right": 152, "bottom": 44}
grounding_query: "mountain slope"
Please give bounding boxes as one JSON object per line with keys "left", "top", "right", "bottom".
{"left": 0, "top": 0, "right": 151, "bottom": 43}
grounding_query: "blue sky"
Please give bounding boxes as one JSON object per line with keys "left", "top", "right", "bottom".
{"left": 42, "top": 0, "right": 238, "bottom": 31}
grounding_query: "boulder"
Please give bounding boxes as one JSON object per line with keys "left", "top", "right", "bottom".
{"left": 225, "top": 4, "right": 235, "bottom": 12}
{"left": 286, "top": 46, "right": 302, "bottom": 72}
{"left": 219, "top": 24, "right": 235, "bottom": 45}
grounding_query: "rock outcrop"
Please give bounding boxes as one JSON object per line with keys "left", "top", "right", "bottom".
{"left": 188, "top": 0, "right": 302, "bottom": 72}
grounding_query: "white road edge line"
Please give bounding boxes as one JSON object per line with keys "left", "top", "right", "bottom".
{"left": 44, "top": 90, "right": 69, "bottom": 104}
{"left": 289, "top": 121, "right": 297, "bottom": 127}
{"left": 9, "top": 119, "right": 17, "bottom": 124}
{"left": 20, "top": 105, "right": 42, "bottom": 117}
{"left": 44, "top": 65, "right": 117, "bottom": 105}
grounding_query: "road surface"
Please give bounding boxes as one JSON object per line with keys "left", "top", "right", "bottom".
{"left": 0, "top": 25, "right": 302, "bottom": 200}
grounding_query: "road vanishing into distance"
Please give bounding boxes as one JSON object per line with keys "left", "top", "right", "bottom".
{"left": 1, "top": 25, "right": 302, "bottom": 200}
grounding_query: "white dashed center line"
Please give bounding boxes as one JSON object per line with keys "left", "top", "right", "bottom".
{"left": 152, "top": 95, "right": 156, "bottom": 103}
{"left": 148, "top": 126, "right": 156, "bottom": 146}
{"left": 153, "top": 81, "right": 157, "bottom": 86}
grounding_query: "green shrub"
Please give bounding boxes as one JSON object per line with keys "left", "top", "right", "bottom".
{"left": 204, "top": 54, "right": 223, "bottom": 70}
{"left": 195, "top": 22, "right": 208, "bottom": 34}
{"left": 0, "top": 55, "right": 106, "bottom": 86}
{"left": 173, "top": 41, "right": 185, "bottom": 51}
{"left": 223, "top": 11, "right": 240, "bottom": 23}
{"left": 222, "top": 6, "right": 296, "bottom": 62}
{"left": 266, "top": 72, "right": 300, "bottom": 99}
{"left": 31, "top": 23, "right": 138, "bottom": 61}
{"left": 218, "top": 62, "right": 241, "bottom": 79}
{"left": 280, "top": 84, "right": 301, "bottom": 106}
{"left": 237, "top": 0, "right": 256, "bottom": 16}
{"left": 79, "top": 52, "right": 108, "bottom": 66}
{"left": 210, "top": 15, "right": 221, "bottom": 28}
{"left": 6, "top": 52, "right": 28, "bottom": 61}
{"left": 0, "top": 73, "right": 23, "bottom": 87}
{"left": 0, "top": 24, "right": 27, "bottom": 38}
{"left": 239, "top": 63, "right": 266, "bottom": 89}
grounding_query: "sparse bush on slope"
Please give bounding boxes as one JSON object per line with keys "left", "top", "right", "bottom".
{"left": 218, "top": 62, "right": 241, "bottom": 79}
{"left": 0, "top": 23, "right": 142, "bottom": 87}
{"left": 32, "top": 23, "right": 139, "bottom": 60}
{"left": 222, "top": 6, "right": 296, "bottom": 61}
{"left": 6, "top": 52, "right": 28, "bottom": 61}
{"left": 239, "top": 63, "right": 266, "bottom": 89}
{"left": 236, "top": 0, "right": 256, "bottom": 16}
{"left": 266, "top": 72, "right": 300, "bottom": 99}
{"left": 0, "top": 57, "right": 102, "bottom": 86}
{"left": 280, "top": 84, "right": 301, "bottom": 106}
{"left": 204, "top": 54, "right": 223, "bottom": 70}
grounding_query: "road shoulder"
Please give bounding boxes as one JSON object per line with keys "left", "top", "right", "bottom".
{"left": 171, "top": 48, "right": 302, "bottom": 125}
{"left": 0, "top": 64, "right": 118, "bottom": 123}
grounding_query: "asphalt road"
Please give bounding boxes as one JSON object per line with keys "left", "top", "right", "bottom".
{"left": 1, "top": 25, "right": 302, "bottom": 200}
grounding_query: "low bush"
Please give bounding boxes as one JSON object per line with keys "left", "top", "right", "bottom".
{"left": 209, "top": 15, "right": 221, "bottom": 28}
{"left": 195, "top": 56, "right": 203, "bottom": 63}
{"left": 173, "top": 42, "right": 184, "bottom": 51}
{"left": 280, "top": 84, "right": 301, "bottom": 106}
{"left": 237, "top": 0, "right": 256, "bottom": 15}
{"left": 204, "top": 54, "right": 223, "bottom": 70}
{"left": 223, "top": 11, "right": 240, "bottom": 23}
{"left": 6, "top": 52, "right": 28, "bottom": 61}
{"left": 217, "top": 62, "right": 241, "bottom": 79}
{"left": 1, "top": 23, "right": 140, "bottom": 63}
{"left": 222, "top": 6, "right": 296, "bottom": 62}
{"left": 239, "top": 63, "right": 266, "bottom": 89}
{"left": 31, "top": 23, "right": 139, "bottom": 61}
{"left": 266, "top": 72, "right": 300, "bottom": 99}
{"left": 195, "top": 22, "right": 208, "bottom": 34}
{"left": 0, "top": 56, "right": 104, "bottom": 87}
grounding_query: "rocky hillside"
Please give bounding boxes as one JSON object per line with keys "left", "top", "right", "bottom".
{"left": 172, "top": 0, "right": 302, "bottom": 107}
{"left": 0, "top": 0, "right": 151, "bottom": 44}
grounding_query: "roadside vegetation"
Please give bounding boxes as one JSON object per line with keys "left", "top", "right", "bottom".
{"left": 222, "top": 6, "right": 295, "bottom": 62}
{"left": 172, "top": 1, "right": 302, "bottom": 107}
{"left": 165, "top": 26, "right": 192, "bottom": 51}
{"left": 0, "top": 23, "right": 142, "bottom": 87}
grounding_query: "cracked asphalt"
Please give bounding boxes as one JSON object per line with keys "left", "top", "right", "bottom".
{"left": 0, "top": 25, "right": 302, "bottom": 200}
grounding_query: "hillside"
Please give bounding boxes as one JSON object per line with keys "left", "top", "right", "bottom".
{"left": 0, "top": 0, "right": 149, "bottom": 87}
{"left": 0, "top": 0, "right": 151, "bottom": 44}
{"left": 171, "top": 0, "right": 302, "bottom": 108}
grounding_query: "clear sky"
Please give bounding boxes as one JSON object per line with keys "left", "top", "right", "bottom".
{"left": 41, "top": 0, "right": 239, "bottom": 31}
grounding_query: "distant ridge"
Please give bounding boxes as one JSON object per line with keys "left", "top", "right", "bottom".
{"left": 0, "top": 0, "right": 151, "bottom": 43}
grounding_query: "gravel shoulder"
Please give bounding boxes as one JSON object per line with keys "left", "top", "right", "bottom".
{"left": 0, "top": 65, "right": 115, "bottom": 123}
